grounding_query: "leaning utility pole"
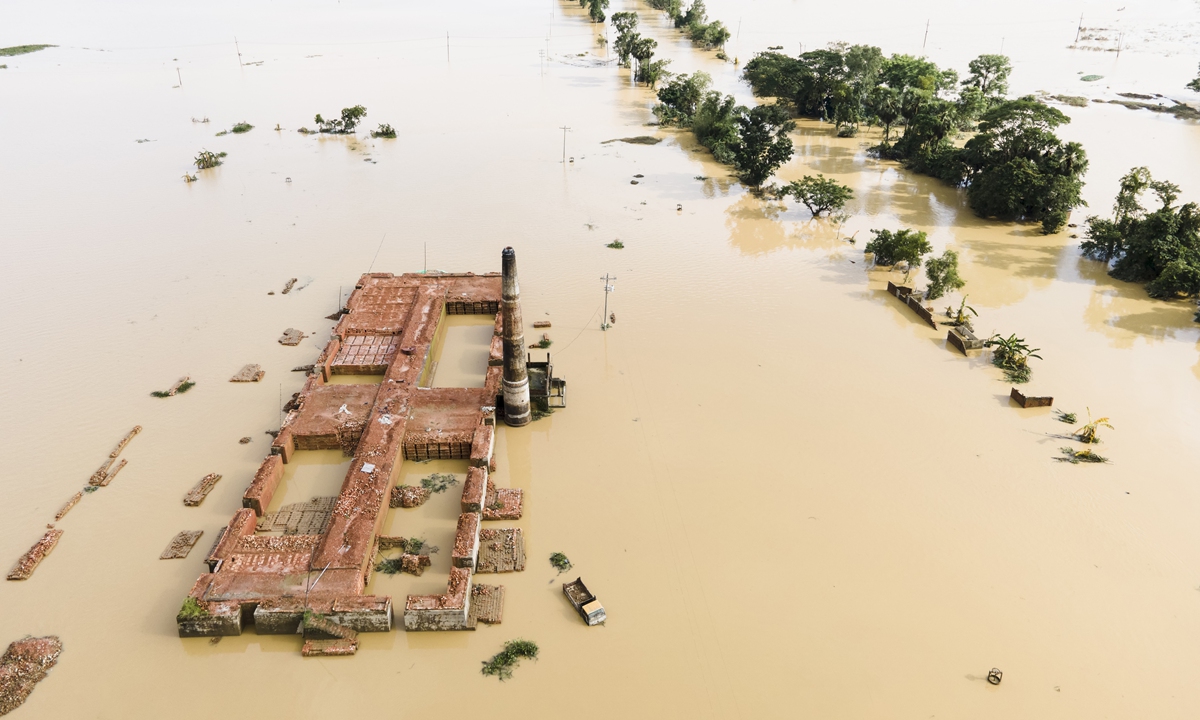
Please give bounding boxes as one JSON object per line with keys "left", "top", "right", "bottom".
{"left": 600, "top": 274, "right": 616, "bottom": 330}
{"left": 922, "top": 20, "right": 930, "bottom": 50}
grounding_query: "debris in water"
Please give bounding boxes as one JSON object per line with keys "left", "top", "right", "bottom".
{"left": 1010, "top": 387, "right": 1052, "bottom": 408}
{"left": 238, "top": 436, "right": 252, "bottom": 444}
{"left": 480, "top": 639, "right": 538, "bottom": 680}
{"left": 151, "top": 377, "right": 194, "bottom": 397}
{"left": 183, "top": 473, "right": 223, "bottom": 506}
{"left": 53, "top": 492, "right": 83, "bottom": 522}
{"left": 390, "top": 484, "right": 431, "bottom": 508}
{"left": 987, "top": 668, "right": 1003, "bottom": 685}
{"left": 229, "top": 364, "right": 265, "bottom": 382}
{"left": 0, "top": 635, "right": 62, "bottom": 716}
{"left": 278, "top": 328, "right": 307, "bottom": 346}
{"left": 606, "top": 240, "right": 625, "bottom": 249}
{"left": 549, "top": 552, "right": 572, "bottom": 573}
{"left": 1056, "top": 447, "right": 1109, "bottom": 464}
{"left": 420, "top": 473, "right": 459, "bottom": 494}
{"left": 281, "top": 278, "right": 298, "bottom": 294}
{"left": 160, "top": 530, "right": 204, "bottom": 559}
{"left": 6, "top": 529, "right": 64, "bottom": 581}
{"left": 1054, "top": 409, "right": 1078, "bottom": 424}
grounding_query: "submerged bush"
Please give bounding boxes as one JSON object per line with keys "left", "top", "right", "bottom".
{"left": 984, "top": 333, "right": 1041, "bottom": 383}
{"left": 481, "top": 639, "right": 539, "bottom": 680}
{"left": 924, "top": 249, "right": 965, "bottom": 300}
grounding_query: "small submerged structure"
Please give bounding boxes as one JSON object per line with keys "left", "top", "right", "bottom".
{"left": 563, "top": 577, "right": 606, "bottom": 626}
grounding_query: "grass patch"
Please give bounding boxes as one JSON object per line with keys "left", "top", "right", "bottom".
{"left": 83, "top": 486, "right": 99, "bottom": 494}
{"left": 0, "top": 45, "right": 56, "bottom": 57}
{"left": 215, "top": 130, "right": 228, "bottom": 137}
{"left": 194, "top": 150, "right": 226, "bottom": 169}
{"left": 549, "top": 552, "right": 572, "bottom": 573}
{"left": 177, "top": 597, "right": 208, "bottom": 620}
{"left": 481, "top": 639, "right": 539, "bottom": 681}
{"left": 371, "top": 123, "right": 396, "bottom": 139}
{"left": 535, "top": 338, "right": 553, "bottom": 348}
{"left": 420, "top": 473, "right": 458, "bottom": 494}
{"left": 1056, "top": 447, "right": 1109, "bottom": 464}
{"left": 606, "top": 240, "right": 625, "bottom": 249}
{"left": 1054, "top": 409, "right": 1077, "bottom": 424}
{"left": 231, "top": 122, "right": 253, "bottom": 134}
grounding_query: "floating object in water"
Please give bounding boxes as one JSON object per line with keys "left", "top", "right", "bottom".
{"left": 987, "top": 668, "right": 1003, "bottom": 685}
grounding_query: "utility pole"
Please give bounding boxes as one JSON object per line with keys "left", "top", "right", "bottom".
{"left": 559, "top": 125, "right": 571, "bottom": 163}
{"left": 176, "top": 67, "right": 182, "bottom": 86}
{"left": 1075, "top": 13, "right": 1083, "bottom": 44}
{"left": 922, "top": 20, "right": 930, "bottom": 51}
{"left": 1116, "top": 31, "right": 1123, "bottom": 56}
{"left": 736, "top": 17, "right": 742, "bottom": 41}
{"left": 446, "top": 32, "right": 450, "bottom": 63}
{"left": 235, "top": 37, "right": 242, "bottom": 67}
{"left": 600, "top": 274, "right": 616, "bottom": 330}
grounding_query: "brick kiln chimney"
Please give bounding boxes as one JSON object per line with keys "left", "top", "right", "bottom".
{"left": 501, "top": 247, "right": 531, "bottom": 427}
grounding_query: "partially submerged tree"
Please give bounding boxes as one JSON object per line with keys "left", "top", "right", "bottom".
{"left": 961, "top": 54, "right": 1012, "bottom": 104}
{"left": 372, "top": 123, "right": 396, "bottom": 138}
{"left": 1188, "top": 63, "right": 1200, "bottom": 92}
{"left": 983, "top": 333, "right": 1041, "bottom": 383}
{"left": 647, "top": 0, "right": 683, "bottom": 19}
{"left": 784, "top": 174, "right": 853, "bottom": 216}
{"left": 194, "top": 150, "right": 226, "bottom": 169}
{"left": 611, "top": 12, "right": 638, "bottom": 67}
{"left": 1081, "top": 166, "right": 1200, "bottom": 297}
{"left": 690, "top": 91, "right": 741, "bottom": 164}
{"left": 864, "top": 228, "right": 932, "bottom": 266}
{"left": 653, "top": 72, "right": 712, "bottom": 126}
{"left": 730, "top": 104, "right": 795, "bottom": 188}
{"left": 923, "top": 249, "right": 966, "bottom": 300}
{"left": 314, "top": 105, "right": 367, "bottom": 134}
{"left": 579, "top": 0, "right": 608, "bottom": 23}
{"left": 959, "top": 97, "right": 1088, "bottom": 233}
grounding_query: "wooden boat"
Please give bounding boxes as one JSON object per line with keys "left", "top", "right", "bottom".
{"left": 562, "top": 577, "right": 605, "bottom": 626}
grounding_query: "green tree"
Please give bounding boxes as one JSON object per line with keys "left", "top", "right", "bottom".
{"left": 959, "top": 97, "right": 1087, "bottom": 233}
{"left": 691, "top": 91, "right": 741, "bottom": 163}
{"left": 730, "top": 104, "right": 795, "bottom": 187}
{"left": 648, "top": 0, "right": 683, "bottom": 19}
{"left": 314, "top": 105, "right": 367, "bottom": 134}
{"left": 784, "top": 174, "right": 853, "bottom": 216}
{"left": 1082, "top": 167, "right": 1200, "bottom": 297}
{"left": 1188, "top": 63, "right": 1200, "bottom": 92}
{"left": 924, "top": 250, "right": 966, "bottom": 300}
{"left": 611, "top": 12, "right": 639, "bottom": 67}
{"left": 962, "top": 54, "right": 1012, "bottom": 100}
{"left": 866, "top": 85, "right": 902, "bottom": 141}
{"left": 654, "top": 72, "right": 712, "bottom": 126}
{"left": 676, "top": 0, "right": 707, "bottom": 29}
{"left": 579, "top": 0, "right": 609, "bottom": 23}
{"left": 864, "top": 228, "right": 932, "bottom": 266}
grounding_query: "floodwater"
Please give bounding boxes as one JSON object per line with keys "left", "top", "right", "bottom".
{"left": 2, "top": 1, "right": 1200, "bottom": 718}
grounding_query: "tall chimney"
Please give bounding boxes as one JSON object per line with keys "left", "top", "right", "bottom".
{"left": 500, "top": 247, "right": 531, "bottom": 427}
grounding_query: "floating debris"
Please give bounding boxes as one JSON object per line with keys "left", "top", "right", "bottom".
{"left": 160, "top": 531, "right": 204, "bottom": 559}
{"left": 229, "top": 364, "right": 265, "bottom": 383}
{"left": 480, "top": 639, "right": 538, "bottom": 680}
{"left": 549, "top": 552, "right": 572, "bottom": 573}
{"left": 183, "top": 473, "right": 223, "bottom": 506}
{"left": 238, "top": 436, "right": 252, "bottom": 444}
{"left": 53, "top": 492, "right": 83, "bottom": 522}
{"left": 281, "top": 278, "right": 298, "bottom": 294}
{"left": 1056, "top": 447, "right": 1109, "bottom": 464}
{"left": 0, "top": 635, "right": 62, "bottom": 716}
{"left": 6, "top": 529, "right": 64, "bottom": 581}
{"left": 1054, "top": 409, "right": 1078, "bottom": 424}
{"left": 151, "top": 376, "right": 195, "bottom": 397}
{"left": 278, "top": 328, "right": 307, "bottom": 346}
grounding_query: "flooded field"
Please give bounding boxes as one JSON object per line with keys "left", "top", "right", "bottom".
{"left": 2, "top": 1, "right": 1200, "bottom": 718}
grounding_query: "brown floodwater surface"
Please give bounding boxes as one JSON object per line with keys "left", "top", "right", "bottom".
{"left": 2, "top": 1, "right": 1200, "bottom": 718}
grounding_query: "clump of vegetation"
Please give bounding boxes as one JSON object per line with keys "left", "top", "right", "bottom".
{"left": 924, "top": 249, "right": 966, "bottom": 300}
{"left": 1054, "top": 409, "right": 1078, "bottom": 424}
{"left": 984, "top": 333, "right": 1041, "bottom": 383}
{"left": 83, "top": 485, "right": 99, "bottom": 494}
{"left": 177, "top": 597, "right": 208, "bottom": 620}
{"left": 371, "top": 123, "right": 396, "bottom": 139}
{"left": 194, "top": 150, "right": 226, "bottom": 169}
{"left": 606, "top": 240, "right": 624, "bottom": 249}
{"left": 1080, "top": 167, "right": 1199, "bottom": 298}
{"left": 783, "top": 174, "right": 853, "bottom": 217}
{"left": 420, "top": 473, "right": 458, "bottom": 493}
{"left": 1189, "top": 64, "right": 1200, "bottom": 92}
{"left": 654, "top": 72, "right": 711, "bottom": 126}
{"left": 313, "top": 105, "right": 367, "bottom": 134}
{"left": 611, "top": 12, "right": 670, "bottom": 87}
{"left": 182, "top": 174, "right": 198, "bottom": 183}
{"left": 942, "top": 296, "right": 978, "bottom": 329}
{"left": 231, "top": 122, "right": 253, "bottom": 134}
{"left": 1051, "top": 94, "right": 1089, "bottom": 107}
{"left": 151, "top": 380, "right": 195, "bottom": 398}
{"left": 1072, "top": 409, "right": 1113, "bottom": 444}
{"left": 549, "top": 552, "right": 572, "bottom": 573}
{"left": 532, "top": 398, "right": 556, "bottom": 421}
{"left": 535, "top": 337, "right": 553, "bottom": 348}
{"left": 481, "top": 639, "right": 539, "bottom": 680}
{"left": 1056, "top": 447, "right": 1109, "bottom": 464}
{"left": 864, "top": 228, "right": 931, "bottom": 267}
{"left": 674, "top": 1, "right": 730, "bottom": 50}
{"left": 0, "top": 44, "right": 56, "bottom": 57}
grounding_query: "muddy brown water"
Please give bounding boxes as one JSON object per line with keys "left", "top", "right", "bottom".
{"left": 2, "top": 1, "right": 1200, "bottom": 718}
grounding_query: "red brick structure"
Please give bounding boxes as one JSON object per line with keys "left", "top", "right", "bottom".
{"left": 178, "top": 270, "right": 546, "bottom": 649}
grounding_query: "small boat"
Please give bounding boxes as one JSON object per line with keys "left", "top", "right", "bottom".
{"left": 562, "top": 577, "right": 605, "bottom": 626}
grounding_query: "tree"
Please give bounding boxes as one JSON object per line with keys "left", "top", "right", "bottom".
{"left": 866, "top": 86, "right": 902, "bottom": 141}
{"left": 959, "top": 97, "right": 1087, "bottom": 233}
{"left": 1188, "top": 63, "right": 1200, "bottom": 92}
{"left": 691, "top": 91, "right": 741, "bottom": 163}
{"left": 962, "top": 54, "right": 1012, "bottom": 100}
{"left": 730, "top": 103, "right": 795, "bottom": 187}
{"left": 676, "top": 0, "right": 707, "bottom": 29}
{"left": 611, "top": 12, "right": 638, "bottom": 67}
{"left": 579, "top": 0, "right": 608, "bottom": 23}
{"left": 864, "top": 228, "right": 932, "bottom": 266}
{"left": 1082, "top": 167, "right": 1200, "bottom": 297}
{"left": 784, "top": 175, "right": 853, "bottom": 216}
{"left": 924, "top": 250, "right": 965, "bottom": 300}
{"left": 647, "top": 0, "right": 683, "bottom": 19}
{"left": 314, "top": 105, "right": 367, "bottom": 134}
{"left": 654, "top": 72, "right": 712, "bottom": 126}
{"left": 630, "top": 36, "right": 662, "bottom": 85}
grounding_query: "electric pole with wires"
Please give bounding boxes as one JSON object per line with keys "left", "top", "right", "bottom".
{"left": 600, "top": 274, "right": 616, "bottom": 330}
